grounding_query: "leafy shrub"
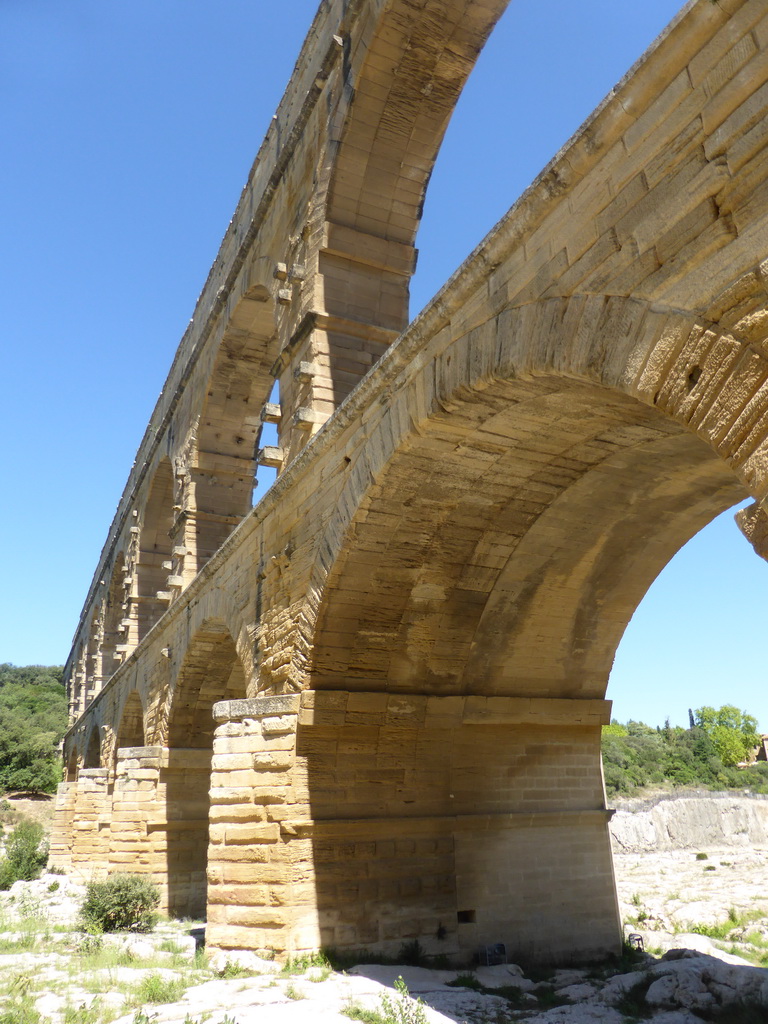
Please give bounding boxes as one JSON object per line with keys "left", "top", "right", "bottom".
{"left": 0, "top": 820, "right": 48, "bottom": 889}
{"left": 80, "top": 873, "right": 160, "bottom": 932}
{"left": 0, "top": 664, "right": 67, "bottom": 793}
{"left": 379, "top": 978, "right": 428, "bottom": 1024}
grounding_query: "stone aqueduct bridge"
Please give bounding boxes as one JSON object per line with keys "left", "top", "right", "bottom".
{"left": 53, "top": 0, "right": 768, "bottom": 964}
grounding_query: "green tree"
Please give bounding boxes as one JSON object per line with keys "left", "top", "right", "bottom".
{"left": 0, "top": 664, "right": 67, "bottom": 793}
{"left": 694, "top": 705, "right": 760, "bottom": 767}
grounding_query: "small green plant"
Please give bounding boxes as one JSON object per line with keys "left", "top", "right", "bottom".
{"left": 63, "top": 1004, "right": 100, "bottom": 1024}
{"left": 216, "top": 961, "right": 250, "bottom": 979}
{"left": 695, "top": 852, "right": 708, "bottom": 861}
{"left": 47, "top": 881, "right": 60, "bottom": 893}
{"left": 284, "top": 983, "right": 304, "bottom": 1000}
{"left": 704, "top": 864, "right": 716, "bottom": 872}
{"left": 0, "top": 820, "right": 48, "bottom": 889}
{"left": 396, "top": 939, "right": 428, "bottom": 967}
{"left": 342, "top": 978, "right": 429, "bottom": 1024}
{"left": 379, "top": 977, "right": 428, "bottom": 1024}
{"left": 131, "top": 1011, "right": 157, "bottom": 1024}
{"left": 80, "top": 874, "right": 160, "bottom": 933}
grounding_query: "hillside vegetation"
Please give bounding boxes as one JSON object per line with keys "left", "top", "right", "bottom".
{"left": 0, "top": 664, "right": 67, "bottom": 794}
{"left": 603, "top": 704, "right": 768, "bottom": 797}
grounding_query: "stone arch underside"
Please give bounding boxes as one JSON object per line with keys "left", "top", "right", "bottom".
{"left": 310, "top": 379, "right": 745, "bottom": 696}
{"left": 293, "top": 292, "right": 765, "bottom": 961}
{"left": 162, "top": 622, "right": 247, "bottom": 919}
{"left": 326, "top": 0, "right": 509, "bottom": 249}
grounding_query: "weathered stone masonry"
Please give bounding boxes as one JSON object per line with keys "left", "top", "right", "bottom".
{"left": 53, "top": 0, "right": 768, "bottom": 965}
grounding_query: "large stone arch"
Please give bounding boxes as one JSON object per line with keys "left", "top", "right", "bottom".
{"left": 162, "top": 621, "right": 248, "bottom": 919}
{"left": 288, "top": 295, "right": 763, "bottom": 961}
{"left": 272, "top": 0, "right": 511, "bottom": 462}
{"left": 325, "top": 0, "right": 508, "bottom": 250}
{"left": 305, "top": 296, "right": 767, "bottom": 685}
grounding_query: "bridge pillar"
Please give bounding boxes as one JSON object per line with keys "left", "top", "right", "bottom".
{"left": 294, "top": 690, "right": 621, "bottom": 965}
{"left": 273, "top": 224, "right": 412, "bottom": 464}
{"left": 49, "top": 769, "right": 111, "bottom": 880}
{"left": 204, "top": 690, "right": 620, "bottom": 964}
{"left": 108, "top": 746, "right": 168, "bottom": 897}
{"left": 205, "top": 695, "right": 314, "bottom": 956}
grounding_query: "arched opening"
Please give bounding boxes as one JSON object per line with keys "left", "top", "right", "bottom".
{"left": 85, "top": 609, "right": 102, "bottom": 705}
{"left": 608, "top": 502, "right": 767, "bottom": 727}
{"left": 163, "top": 623, "right": 247, "bottom": 919}
{"left": 409, "top": 0, "right": 684, "bottom": 316}
{"left": 188, "top": 287, "right": 277, "bottom": 575}
{"left": 65, "top": 747, "right": 79, "bottom": 783}
{"left": 84, "top": 728, "right": 101, "bottom": 769}
{"left": 69, "top": 645, "right": 86, "bottom": 723}
{"left": 300, "top": 373, "right": 748, "bottom": 963}
{"left": 115, "top": 691, "right": 146, "bottom": 751}
{"left": 101, "top": 552, "right": 126, "bottom": 681}
{"left": 136, "top": 460, "right": 175, "bottom": 641}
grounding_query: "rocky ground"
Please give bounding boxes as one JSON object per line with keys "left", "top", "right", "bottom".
{"left": 1, "top": 794, "right": 767, "bottom": 1024}
{"left": 0, "top": 859, "right": 764, "bottom": 1024}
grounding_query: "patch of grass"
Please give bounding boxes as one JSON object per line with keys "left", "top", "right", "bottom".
{"left": 133, "top": 973, "right": 187, "bottom": 1005}
{"left": 215, "top": 962, "right": 255, "bottom": 980}
{"left": 284, "top": 983, "right": 304, "bottom": 1000}
{"left": 534, "top": 984, "right": 571, "bottom": 1009}
{"left": 695, "top": 852, "right": 708, "bottom": 860}
{"left": 704, "top": 865, "right": 716, "bottom": 872}
{"left": 342, "top": 1005, "right": 387, "bottom": 1024}
{"left": 280, "top": 951, "right": 331, "bottom": 976}
{"left": 158, "top": 940, "right": 184, "bottom": 955}
{"left": 0, "top": 1000, "right": 41, "bottom": 1024}
{"left": 446, "top": 974, "right": 482, "bottom": 991}
{"left": 445, "top": 974, "right": 525, "bottom": 1008}
{"left": 323, "top": 947, "right": 398, "bottom": 971}
{"left": 614, "top": 976, "right": 652, "bottom": 1021}
{"left": 62, "top": 1004, "right": 101, "bottom": 1024}
{"left": 690, "top": 920, "right": 733, "bottom": 939}
{"left": 307, "top": 966, "right": 331, "bottom": 983}
{"left": 0, "top": 977, "right": 41, "bottom": 1024}
{"left": 0, "top": 933, "right": 36, "bottom": 953}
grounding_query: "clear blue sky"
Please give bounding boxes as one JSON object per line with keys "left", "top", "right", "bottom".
{"left": 1, "top": 1, "right": 766, "bottom": 730}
